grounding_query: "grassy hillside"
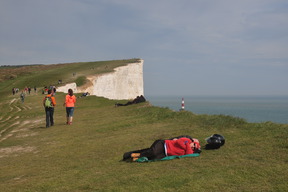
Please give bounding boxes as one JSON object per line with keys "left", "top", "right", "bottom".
{"left": 0, "top": 59, "right": 287, "bottom": 191}
{"left": 0, "top": 59, "right": 140, "bottom": 97}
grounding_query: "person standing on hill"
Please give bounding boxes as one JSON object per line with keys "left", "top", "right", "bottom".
{"left": 63, "top": 89, "right": 76, "bottom": 125}
{"left": 20, "top": 91, "right": 25, "bottom": 103}
{"left": 43, "top": 89, "right": 56, "bottom": 128}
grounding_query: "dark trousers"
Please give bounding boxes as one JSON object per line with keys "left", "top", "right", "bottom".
{"left": 123, "top": 140, "right": 166, "bottom": 160}
{"left": 45, "top": 107, "right": 54, "bottom": 127}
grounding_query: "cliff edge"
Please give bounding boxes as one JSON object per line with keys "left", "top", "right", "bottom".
{"left": 57, "top": 59, "right": 144, "bottom": 100}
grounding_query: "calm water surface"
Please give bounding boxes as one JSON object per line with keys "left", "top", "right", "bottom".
{"left": 147, "top": 96, "right": 288, "bottom": 124}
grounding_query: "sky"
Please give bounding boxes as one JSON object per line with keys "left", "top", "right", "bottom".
{"left": 1, "top": 0, "right": 288, "bottom": 96}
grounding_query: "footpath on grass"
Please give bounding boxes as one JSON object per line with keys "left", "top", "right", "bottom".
{"left": 0, "top": 97, "right": 33, "bottom": 142}
{"left": 0, "top": 93, "right": 46, "bottom": 157}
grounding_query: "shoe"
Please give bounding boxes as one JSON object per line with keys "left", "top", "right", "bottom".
{"left": 131, "top": 153, "right": 140, "bottom": 158}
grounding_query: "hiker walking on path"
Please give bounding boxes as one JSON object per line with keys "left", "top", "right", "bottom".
{"left": 43, "top": 89, "right": 56, "bottom": 128}
{"left": 20, "top": 91, "right": 25, "bottom": 103}
{"left": 63, "top": 89, "right": 76, "bottom": 125}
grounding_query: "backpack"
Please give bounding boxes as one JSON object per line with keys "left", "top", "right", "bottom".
{"left": 44, "top": 96, "right": 53, "bottom": 108}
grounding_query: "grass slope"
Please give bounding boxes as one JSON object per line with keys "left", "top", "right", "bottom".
{"left": 0, "top": 59, "right": 287, "bottom": 191}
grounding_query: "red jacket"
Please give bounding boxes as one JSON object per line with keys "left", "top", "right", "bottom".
{"left": 165, "top": 137, "right": 193, "bottom": 156}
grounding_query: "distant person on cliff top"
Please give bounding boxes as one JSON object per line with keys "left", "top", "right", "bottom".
{"left": 63, "top": 89, "right": 76, "bottom": 125}
{"left": 123, "top": 135, "right": 201, "bottom": 162}
{"left": 115, "top": 95, "right": 146, "bottom": 107}
{"left": 79, "top": 92, "right": 90, "bottom": 98}
{"left": 43, "top": 89, "right": 56, "bottom": 128}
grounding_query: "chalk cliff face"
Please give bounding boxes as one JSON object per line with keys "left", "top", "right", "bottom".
{"left": 57, "top": 60, "right": 144, "bottom": 100}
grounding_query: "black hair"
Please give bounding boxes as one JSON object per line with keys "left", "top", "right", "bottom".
{"left": 68, "top": 89, "right": 73, "bottom": 96}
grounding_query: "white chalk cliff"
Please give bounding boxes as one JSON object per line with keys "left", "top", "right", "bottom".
{"left": 57, "top": 60, "right": 144, "bottom": 100}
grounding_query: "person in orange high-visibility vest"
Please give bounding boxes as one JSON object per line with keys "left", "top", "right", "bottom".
{"left": 63, "top": 89, "right": 76, "bottom": 125}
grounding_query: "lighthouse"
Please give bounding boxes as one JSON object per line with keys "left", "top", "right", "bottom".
{"left": 180, "top": 97, "right": 185, "bottom": 111}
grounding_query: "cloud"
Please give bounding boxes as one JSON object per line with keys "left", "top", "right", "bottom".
{"left": 0, "top": 0, "right": 287, "bottom": 95}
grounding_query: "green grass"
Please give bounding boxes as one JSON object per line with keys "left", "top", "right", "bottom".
{"left": 0, "top": 59, "right": 287, "bottom": 191}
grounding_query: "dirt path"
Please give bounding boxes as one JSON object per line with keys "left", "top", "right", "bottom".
{"left": 0, "top": 97, "right": 41, "bottom": 145}
{"left": 0, "top": 97, "right": 43, "bottom": 157}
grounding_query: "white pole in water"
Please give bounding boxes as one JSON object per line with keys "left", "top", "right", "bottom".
{"left": 181, "top": 97, "right": 185, "bottom": 111}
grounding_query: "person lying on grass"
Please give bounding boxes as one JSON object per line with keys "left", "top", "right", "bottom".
{"left": 115, "top": 95, "right": 146, "bottom": 107}
{"left": 123, "top": 135, "right": 201, "bottom": 162}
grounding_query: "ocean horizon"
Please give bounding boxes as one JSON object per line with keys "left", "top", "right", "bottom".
{"left": 146, "top": 95, "right": 288, "bottom": 124}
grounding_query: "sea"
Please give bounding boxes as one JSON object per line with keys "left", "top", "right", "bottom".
{"left": 147, "top": 95, "right": 288, "bottom": 124}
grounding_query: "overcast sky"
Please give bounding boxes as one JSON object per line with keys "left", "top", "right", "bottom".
{"left": 1, "top": 0, "right": 287, "bottom": 96}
